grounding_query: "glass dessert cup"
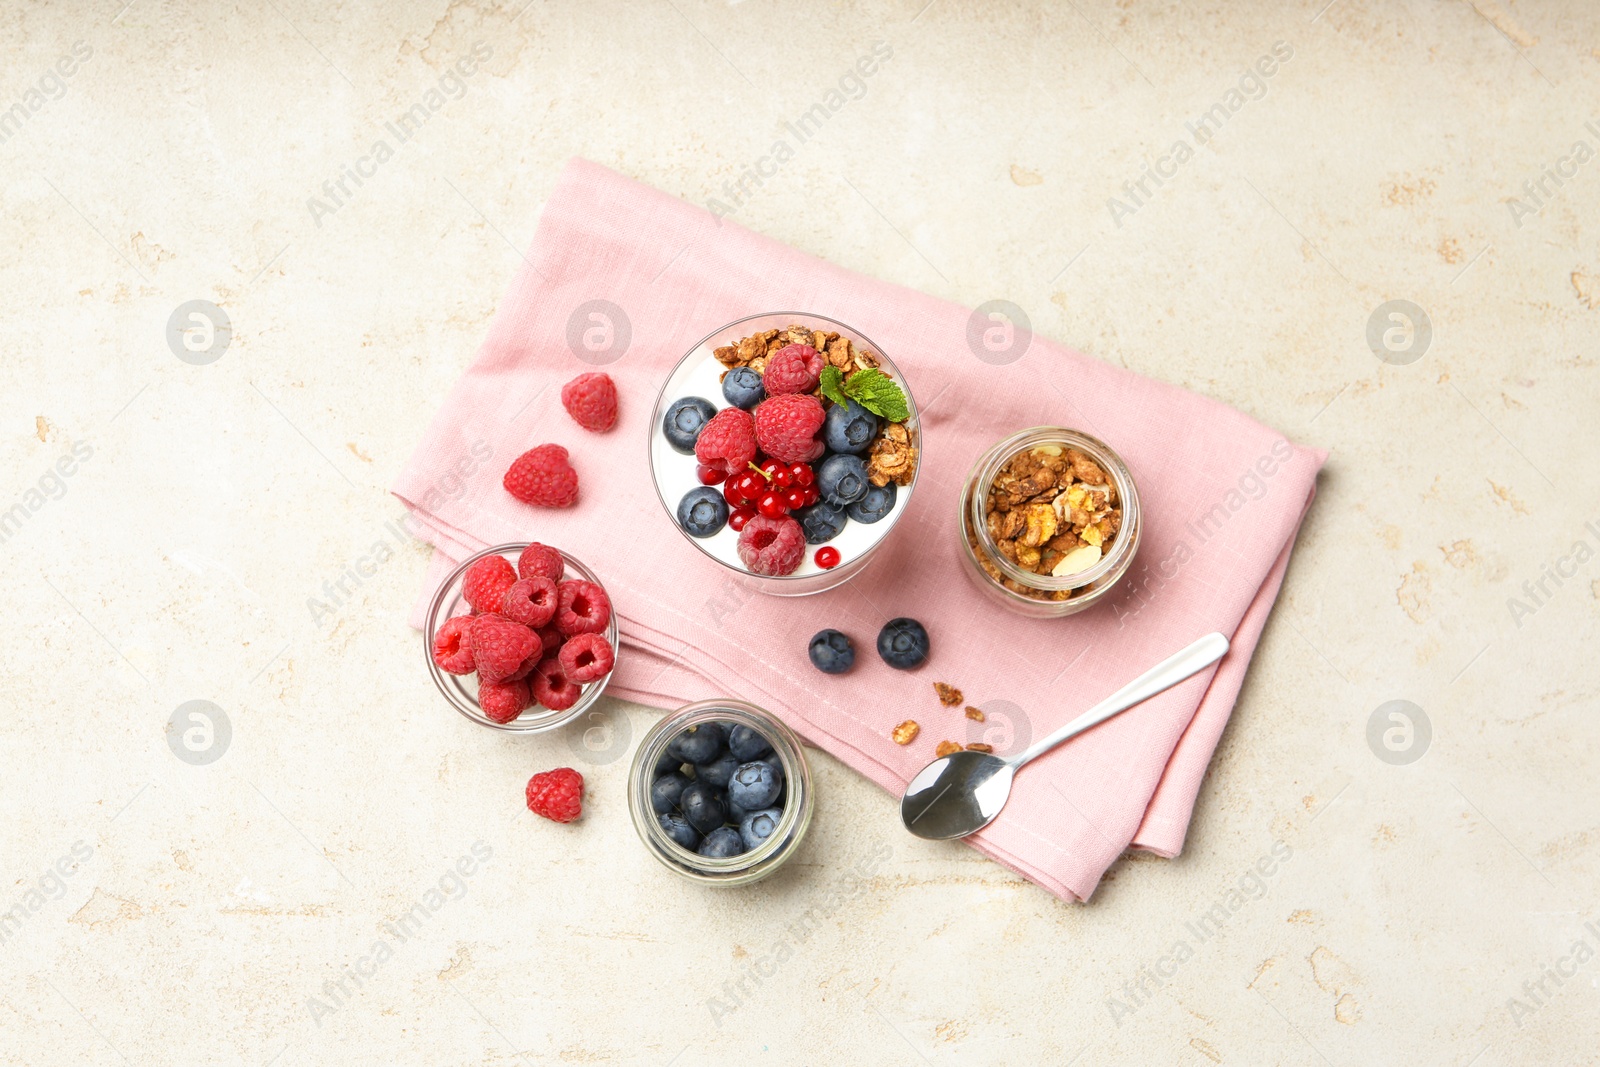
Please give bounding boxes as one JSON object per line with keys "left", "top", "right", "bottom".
{"left": 423, "top": 543, "right": 618, "bottom": 732}
{"left": 648, "top": 312, "right": 920, "bottom": 597}
{"left": 958, "top": 427, "right": 1142, "bottom": 618}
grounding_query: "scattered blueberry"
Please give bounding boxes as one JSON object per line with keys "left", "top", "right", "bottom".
{"left": 698, "top": 827, "right": 745, "bottom": 859}
{"left": 727, "top": 724, "right": 773, "bottom": 762}
{"left": 728, "top": 759, "right": 783, "bottom": 810}
{"left": 658, "top": 812, "right": 701, "bottom": 850}
{"left": 721, "top": 366, "right": 766, "bottom": 410}
{"left": 822, "top": 399, "right": 879, "bottom": 454}
{"left": 650, "top": 771, "right": 690, "bottom": 814}
{"left": 846, "top": 479, "right": 896, "bottom": 524}
{"left": 678, "top": 780, "right": 728, "bottom": 835}
{"left": 667, "top": 722, "right": 726, "bottom": 764}
{"left": 877, "top": 617, "right": 929, "bottom": 670}
{"left": 808, "top": 629, "right": 855, "bottom": 674}
{"left": 663, "top": 396, "right": 717, "bottom": 453}
{"left": 677, "top": 486, "right": 729, "bottom": 537}
{"left": 694, "top": 752, "right": 741, "bottom": 790}
{"left": 796, "top": 500, "right": 848, "bottom": 544}
{"left": 817, "top": 454, "right": 869, "bottom": 506}
{"left": 739, "top": 808, "right": 784, "bottom": 850}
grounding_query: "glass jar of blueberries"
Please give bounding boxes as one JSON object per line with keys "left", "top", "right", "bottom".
{"left": 628, "top": 699, "right": 814, "bottom": 886}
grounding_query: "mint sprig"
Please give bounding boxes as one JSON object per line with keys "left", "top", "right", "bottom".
{"left": 819, "top": 365, "right": 849, "bottom": 407}
{"left": 842, "top": 368, "right": 909, "bottom": 422}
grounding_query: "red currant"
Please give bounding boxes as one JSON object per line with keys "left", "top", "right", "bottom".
{"left": 785, "top": 488, "right": 808, "bottom": 510}
{"left": 791, "top": 464, "right": 814, "bottom": 488}
{"left": 697, "top": 464, "right": 727, "bottom": 485}
{"left": 814, "top": 546, "right": 841, "bottom": 569}
{"left": 772, "top": 467, "right": 792, "bottom": 488}
{"left": 803, "top": 486, "right": 821, "bottom": 506}
{"left": 756, "top": 491, "right": 788, "bottom": 519}
{"left": 722, "top": 482, "right": 743, "bottom": 507}
{"left": 760, "top": 458, "right": 783, "bottom": 478}
{"left": 728, "top": 506, "right": 756, "bottom": 532}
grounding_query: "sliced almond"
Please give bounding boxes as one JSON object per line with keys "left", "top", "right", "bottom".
{"left": 1051, "top": 543, "right": 1102, "bottom": 577}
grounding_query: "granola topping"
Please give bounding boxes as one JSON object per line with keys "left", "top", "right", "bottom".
{"left": 964, "top": 743, "right": 993, "bottom": 754}
{"left": 964, "top": 706, "right": 985, "bottom": 722}
{"left": 934, "top": 740, "right": 963, "bottom": 758}
{"left": 934, "top": 682, "right": 963, "bottom": 707}
{"left": 891, "top": 720, "right": 920, "bottom": 746}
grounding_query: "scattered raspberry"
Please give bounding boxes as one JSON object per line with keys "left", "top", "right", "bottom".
{"left": 762, "top": 343, "right": 824, "bottom": 395}
{"left": 531, "top": 656, "right": 582, "bottom": 711}
{"left": 516, "top": 542, "right": 565, "bottom": 583}
{"left": 431, "top": 615, "right": 476, "bottom": 675}
{"left": 500, "top": 576, "right": 558, "bottom": 628}
{"left": 754, "top": 394, "right": 825, "bottom": 464}
{"left": 558, "top": 632, "right": 615, "bottom": 684}
{"left": 693, "top": 406, "right": 758, "bottom": 475}
{"left": 462, "top": 555, "right": 517, "bottom": 614}
{"left": 479, "top": 678, "right": 531, "bottom": 724}
{"left": 504, "top": 444, "right": 578, "bottom": 508}
{"left": 468, "top": 614, "right": 538, "bottom": 685}
{"left": 525, "top": 767, "right": 584, "bottom": 823}
{"left": 555, "top": 579, "right": 611, "bottom": 636}
{"left": 737, "top": 514, "right": 806, "bottom": 576}
{"left": 561, "top": 372, "right": 619, "bottom": 432}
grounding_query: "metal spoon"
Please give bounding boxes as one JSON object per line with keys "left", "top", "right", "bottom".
{"left": 900, "top": 632, "right": 1230, "bottom": 840}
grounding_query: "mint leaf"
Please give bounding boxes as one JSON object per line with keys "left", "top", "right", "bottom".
{"left": 842, "top": 368, "right": 909, "bottom": 422}
{"left": 819, "top": 365, "right": 849, "bottom": 407}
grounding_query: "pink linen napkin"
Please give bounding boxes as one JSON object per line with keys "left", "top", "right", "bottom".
{"left": 394, "top": 158, "right": 1325, "bottom": 902}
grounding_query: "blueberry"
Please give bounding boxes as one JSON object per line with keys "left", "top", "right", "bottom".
{"left": 698, "top": 827, "right": 745, "bottom": 859}
{"left": 795, "top": 500, "right": 847, "bottom": 544}
{"left": 651, "top": 771, "right": 690, "bottom": 814}
{"left": 822, "top": 399, "right": 879, "bottom": 455}
{"left": 728, "top": 759, "right": 783, "bottom": 810}
{"left": 727, "top": 724, "right": 773, "bottom": 762}
{"left": 678, "top": 780, "right": 727, "bottom": 834}
{"left": 738, "top": 807, "right": 784, "bottom": 851}
{"left": 721, "top": 366, "right": 766, "bottom": 410}
{"left": 846, "top": 479, "right": 896, "bottom": 524}
{"left": 694, "top": 752, "right": 741, "bottom": 790}
{"left": 677, "top": 486, "right": 729, "bottom": 537}
{"left": 877, "top": 617, "right": 929, "bottom": 670}
{"left": 658, "top": 812, "right": 701, "bottom": 851}
{"left": 662, "top": 396, "right": 717, "bottom": 453}
{"left": 808, "top": 629, "right": 855, "bottom": 674}
{"left": 667, "top": 722, "right": 726, "bottom": 765}
{"left": 727, "top": 796, "right": 748, "bottom": 824}
{"left": 817, "top": 454, "right": 869, "bottom": 506}
{"left": 654, "top": 750, "right": 685, "bottom": 776}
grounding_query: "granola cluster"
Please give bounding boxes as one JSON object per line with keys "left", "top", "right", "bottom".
{"left": 713, "top": 323, "right": 916, "bottom": 488}
{"left": 967, "top": 443, "right": 1122, "bottom": 602}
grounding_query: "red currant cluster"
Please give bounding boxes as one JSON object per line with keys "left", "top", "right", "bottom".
{"left": 697, "top": 458, "right": 820, "bottom": 531}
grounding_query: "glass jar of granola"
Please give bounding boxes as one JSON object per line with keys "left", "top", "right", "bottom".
{"left": 958, "top": 427, "right": 1141, "bottom": 618}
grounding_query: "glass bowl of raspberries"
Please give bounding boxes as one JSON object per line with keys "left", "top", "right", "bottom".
{"left": 627, "top": 698, "right": 814, "bottom": 886}
{"left": 649, "top": 313, "right": 920, "bottom": 596}
{"left": 425, "top": 542, "right": 618, "bottom": 732}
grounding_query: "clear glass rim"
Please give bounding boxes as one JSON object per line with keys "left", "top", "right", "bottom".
{"left": 422, "top": 542, "right": 617, "bottom": 733}
{"left": 646, "top": 311, "right": 921, "bottom": 584}
{"left": 628, "top": 698, "right": 813, "bottom": 883}
{"left": 962, "top": 426, "right": 1142, "bottom": 593}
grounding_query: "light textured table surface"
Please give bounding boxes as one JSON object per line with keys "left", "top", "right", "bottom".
{"left": 3, "top": 1, "right": 1597, "bottom": 1063}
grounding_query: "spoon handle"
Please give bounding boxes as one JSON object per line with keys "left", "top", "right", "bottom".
{"left": 1010, "top": 632, "right": 1230, "bottom": 769}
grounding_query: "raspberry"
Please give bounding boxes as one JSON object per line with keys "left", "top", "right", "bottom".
{"left": 516, "top": 542, "right": 565, "bottom": 583}
{"left": 762, "top": 343, "right": 823, "bottom": 395}
{"left": 525, "top": 767, "right": 583, "bottom": 823}
{"left": 479, "top": 678, "right": 531, "bottom": 724}
{"left": 736, "top": 514, "right": 806, "bottom": 576}
{"left": 561, "top": 372, "right": 619, "bottom": 432}
{"left": 469, "top": 613, "right": 538, "bottom": 684}
{"left": 500, "top": 576, "right": 558, "bottom": 628}
{"left": 558, "top": 632, "right": 615, "bottom": 684}
{"left": 431, "top": 615, "right": 476, "bottom": 675}
{"left": 555, "top": 579, "right": 611, "bottom": 636}
{"left": 531, "top": 656, "right": 582, "bottom": 711}
{"left": 693, "top": 407, "right": 758, "bottom": 475}
{"left": 754, "top": 394, "right": 825, "bottom": 464}
{"left": 461, "top": 555, "right": 517, "bottom": 614}
{"left": 504, "top": 444, "right": 578, "bottom": 508}
{"left": 506, "top": 645, "right": 541, "bottom": 682}
{"left": 534, "top": 622, "right": 564, "bottom": 656}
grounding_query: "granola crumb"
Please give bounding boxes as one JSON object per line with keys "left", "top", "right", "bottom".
{"left": 934, "top": 682, "right": 963, "bottom": 707}
{"left": 964, "top": 706, "right": 985, "bottom": 722}
{"left": 934, "top": 740, "right": 963, "bottom": 758}
{"left": 891, "top": 720, "right": 920, "bottom": 746}
{"left": 965, "top": 743, "right": 993, "bottom": 753}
